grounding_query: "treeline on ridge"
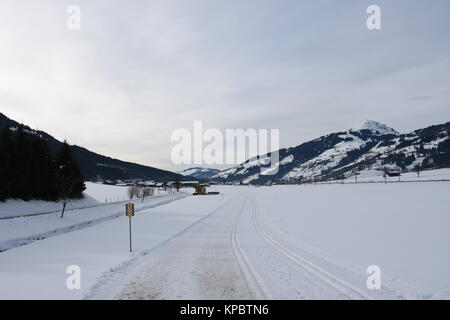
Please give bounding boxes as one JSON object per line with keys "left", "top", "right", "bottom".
{"left": 0, "top": 125, "right": 85, "bottom": 202}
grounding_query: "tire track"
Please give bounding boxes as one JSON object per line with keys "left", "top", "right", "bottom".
{"left": 87, "top": 193, "right": 245, "bottom": 299}
{"left": 251, "top": 197, "right": 371, "bottom": 300}
{"left": 230, "top": 195, "right": 269, "bottom": 300}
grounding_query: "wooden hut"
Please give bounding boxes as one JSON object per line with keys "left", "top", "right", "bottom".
{"left": 193, "top": 185, "right": 207, "bottom": 195}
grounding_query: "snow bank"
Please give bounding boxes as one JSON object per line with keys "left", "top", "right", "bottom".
{"left": 0, "top": 189, "right": 235, "bottom": 299}
{"left": 0, "top": 192, "right": 187, "bottom": 252}
{"left": 83, "top": 182, "right": 130, "bottom": 203}
{"left": 0, "top": 182, "right": 176, "bottom": 219}
{"left": 255, "top": 183, "right": 450, "bottom": 298}
{"left": 0, "top": 195, "right": 99, "bottom": 219}
{"left": 0, "top": 182, "right": 136, "bottom": 218}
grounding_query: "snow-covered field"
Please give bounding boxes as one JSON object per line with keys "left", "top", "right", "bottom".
{"left": 248, "top": 183, "right": 450, "bottom": 299}
{"left": 341, "top": 168, "right": 450, "bottom": 184}
{"left": 0, "top": 181, "right": 449, "bottom": 300}
{"left": 0, "top": 183, "right": 185, "bottom": 252}
{"left": 0, "top": 190, "right": 227, "bottom": 299}
{"left": 0, "top": 182, "right": 173, "bottom": 219}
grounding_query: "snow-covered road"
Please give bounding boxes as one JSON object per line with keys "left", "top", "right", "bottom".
{"left": 108, "top": 183, "right": 450, "bottom": 300}
{"left": 115, "top": 194, "right": 253, "bottom": 300}
{"left": 1, "top": 183, "right": 449, "bottom": 299}
{"left": 113, "top": 191, "right": 375, "bottom": 300}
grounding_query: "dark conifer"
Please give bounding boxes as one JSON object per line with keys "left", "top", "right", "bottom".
{"left": 0, "top": 127, "right": 14, "bottom": 201}
{"left": 0, "top": 128, "right": 85, "bottom": 204}
{"left": 55, "top": 141, "right": 86, "bottom": 217}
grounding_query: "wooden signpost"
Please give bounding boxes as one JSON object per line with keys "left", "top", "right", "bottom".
{"left": 126, "top": 203, "right": 135, "bottom": 252}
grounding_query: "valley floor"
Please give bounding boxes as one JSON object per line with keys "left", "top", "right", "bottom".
{"left": 0, "top": 182, "right": 449, "bottom": 299}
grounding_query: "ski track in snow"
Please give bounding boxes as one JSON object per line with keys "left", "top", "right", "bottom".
{"left": 103, "top": 191, "right": 396, "bottom": 300}
{"left": 87, "top": 193, "right": 249, "bottom": 300}
{"left": 2, "top": 184, "right": 449, "bottom": 300}
{"left": 251, "top": 196, "right": 370, "bottom": 300}
{"left": 230, "top": 196, "right": 269, "bottom": 299}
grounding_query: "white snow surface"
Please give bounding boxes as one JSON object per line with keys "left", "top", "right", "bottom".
{"left": 1, "top": 182, "right": 450, "bottom": 300}
{"left": 178, "top": 167, "right": 220, "bottom": 177}
{"left": 0, "top": 182, "right": 137, "bottom": 219}
{"left": 0, "top": 183, "right": 185, "bottom": 252}
{"left": 351, "top": 120, "right": 399, "bottom": 136}
{"left": 340, "top": 168, "right": 450, "bottom": 183}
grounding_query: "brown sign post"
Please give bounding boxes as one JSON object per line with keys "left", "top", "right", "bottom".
{"left": 126, "top": 203, "right": 135, "bottom": 252}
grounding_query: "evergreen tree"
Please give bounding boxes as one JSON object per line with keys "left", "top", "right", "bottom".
{"left": 0, "top": 127, "right": 14, "bottom": 201}
{"left": 55, "top": 141, "right": 86, "bottom": 217}
{"left": 29, "top": 134, "right": 58, "bottom": 201}
{"left": 13, "top": 126, "right": 34, "bottom": 200}
{"left": 0, "top": 128, "right": 85, "bottom": 204}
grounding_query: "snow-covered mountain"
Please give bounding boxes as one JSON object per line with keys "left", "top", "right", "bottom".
{"left": 212, "top": 120, "right": 450, "bottom": 184}
{"left": 0, "top": 112, "right": 186, "bottom": 182}
{"left": 352, "top": 120, "right": 399, "bottom": 136}
{"left": 178, "top": 167, "right": 221, "bottom": 179}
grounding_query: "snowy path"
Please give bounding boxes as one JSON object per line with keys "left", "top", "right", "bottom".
{"left": 1, "top": 183, "right": 449, "bottom": 299}
{"left": 112, "top": 191, "right": 395, "bottom": 300}
{"left": 0, "top": 192, "right": 230, "bottom": 299}
{"left": 115, "top": 194, "right": 253, "bottom": 299}
{"left": 109, "top": 183, "right": 450, "bottom": 300}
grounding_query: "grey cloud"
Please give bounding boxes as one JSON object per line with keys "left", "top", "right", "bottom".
{"left": 0, "top": 0, "right": 449, "bottom": 171}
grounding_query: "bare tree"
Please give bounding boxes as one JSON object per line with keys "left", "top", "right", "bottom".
{"left": 140, "top": 187, "right": 154, "bottom": 202}
{"left": 127, "top": 186, "right": 140, "bottom": 200}
{"left": 127, "top": 186, "right": 134, "bottom": 199}
{"left": 382, "top": 167, "right": 389, "bottom": 183}
{"left": 352, "top": 168, "right": 359, "bottom": 183}
{"left": 174, "top": 178, "right": 182, "bottom": 192}
{"left": 59, "top": 180, "right": 77, "bottom": 218}
{"left": 413, "top": 164, "right": 423, "bottom": 178}
{"left": 335, "top": 173, "right": 345, "bottom": 184}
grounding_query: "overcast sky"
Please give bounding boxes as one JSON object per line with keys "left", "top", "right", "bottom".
{"left": 1, "top": 0, "right": 449, "bottom": 171}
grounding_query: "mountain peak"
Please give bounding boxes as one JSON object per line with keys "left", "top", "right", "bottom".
{"left": 178, "top": 167, "right": 220, "bottom": 179}
{"left": 351, "top": 120, "right": 399, "bottom": 136}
